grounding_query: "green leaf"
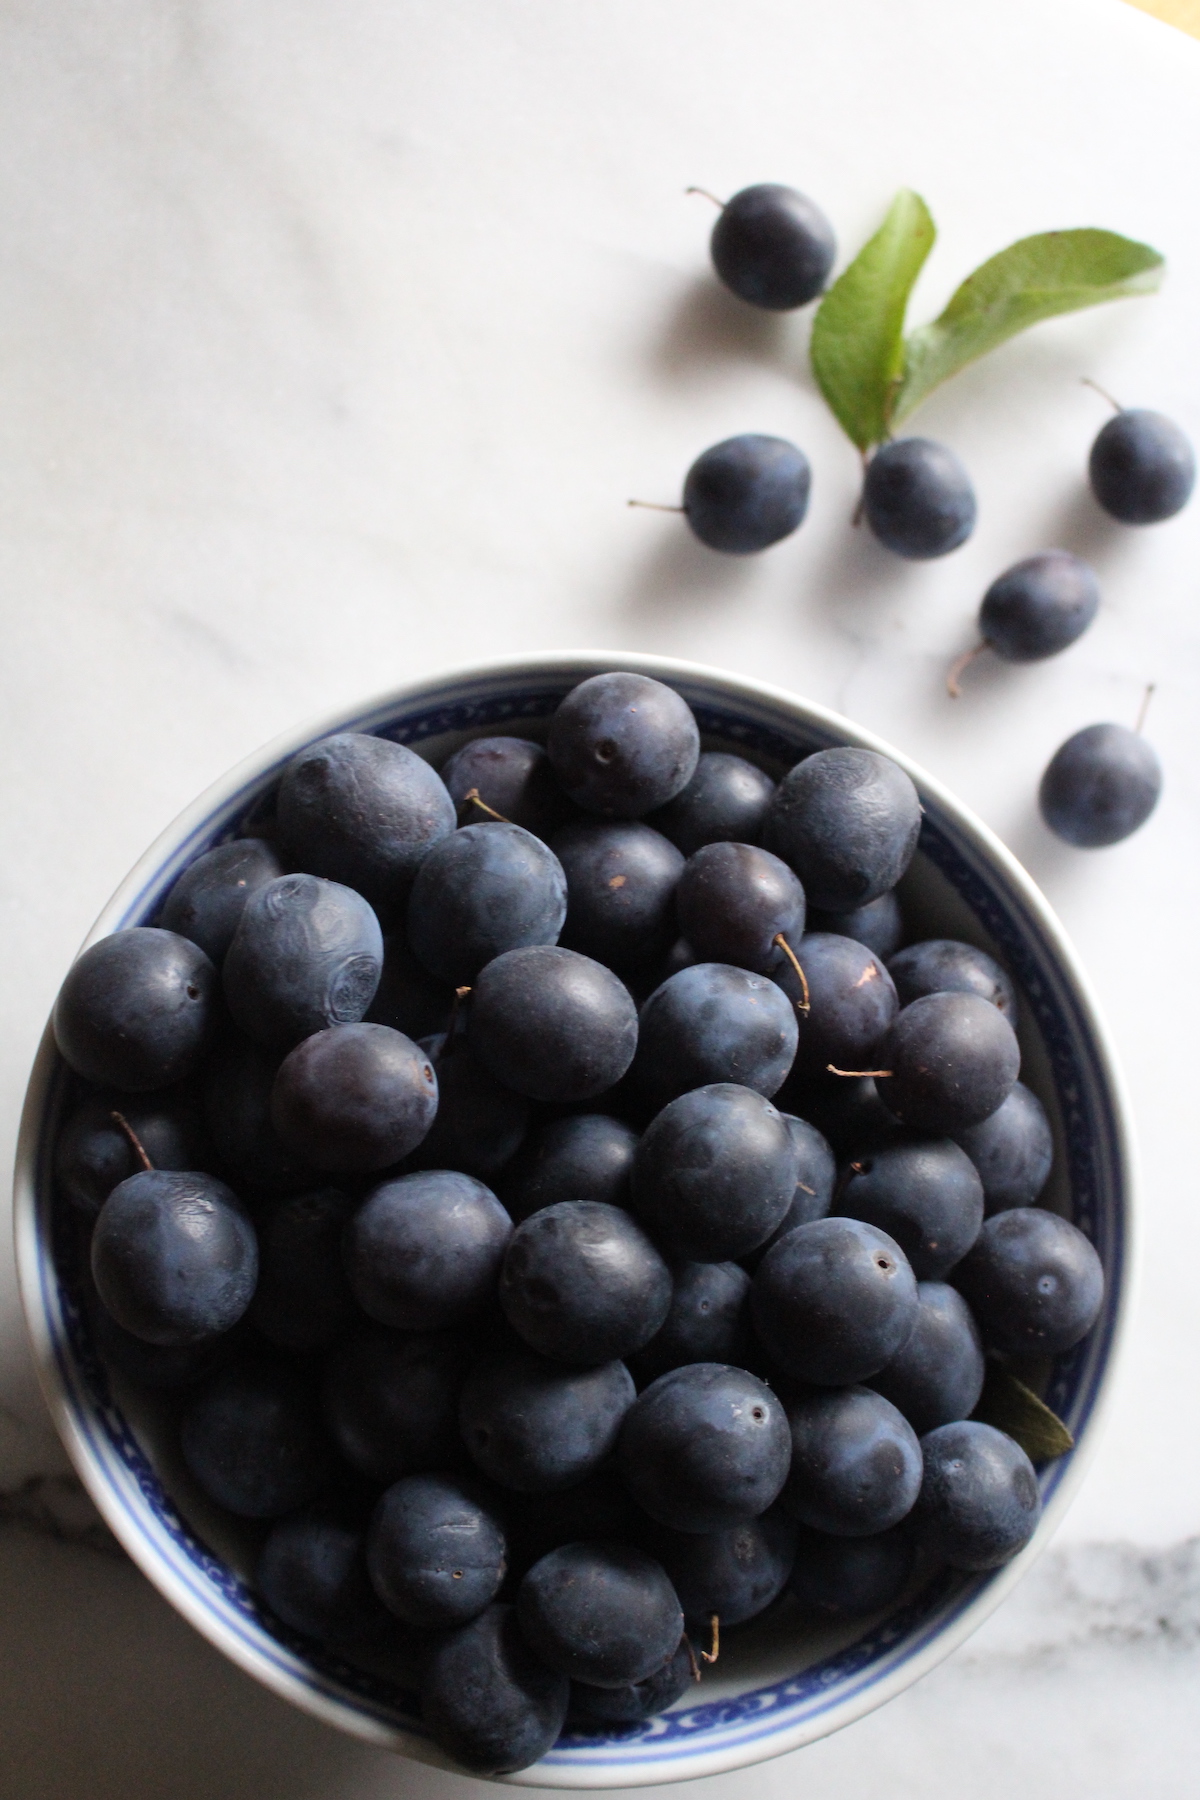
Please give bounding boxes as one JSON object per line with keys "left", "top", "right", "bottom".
{"left": 810, "top": 190, "right": 935, "bottom": 452}
{"left": 893, "top": 228, "right": 1164, "bottom": 426}
{"left": 972, "top": 1365, "right": 1075, "bottom": 1463}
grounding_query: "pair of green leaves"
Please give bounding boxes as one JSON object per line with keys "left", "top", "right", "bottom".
{"left": 810, "top": 190, "right": 1164, "bottom": 452}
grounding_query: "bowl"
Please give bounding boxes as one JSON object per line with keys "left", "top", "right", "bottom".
{"left": 14, "top": 650, "right": 1133, "bottom": 1787}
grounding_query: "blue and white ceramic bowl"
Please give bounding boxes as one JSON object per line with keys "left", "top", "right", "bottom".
{"left": 14, "top": 652, "right": 1133, "bottom": 1787}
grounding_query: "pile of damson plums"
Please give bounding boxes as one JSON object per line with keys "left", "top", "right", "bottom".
{"left": 51, "top": 671, "right": 1105, "bottom": 1776}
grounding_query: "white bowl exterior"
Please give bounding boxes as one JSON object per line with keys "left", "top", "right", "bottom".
{"left": 14, "top": 651, "right": 1135, "bottom": 1787}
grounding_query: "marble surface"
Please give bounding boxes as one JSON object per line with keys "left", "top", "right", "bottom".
{"left": 2, "top": 0, "right": 1200, "bottom": 1790}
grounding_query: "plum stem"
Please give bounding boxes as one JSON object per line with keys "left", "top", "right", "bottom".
{"left": 1135, "top": 683, "right": 1156, "bottom": 734}
{"left": 827, "top": 1065, "right": 893, "bottom": 1078}
{"left": 682, "top": 1634, "right": 703, "bottom": 1683}
{"left": 1082, "top": 376, "right": 1123, "bottom": 414}
{"left": 110, "top": 1112, "right": 153, "bottom": 1173}
{"left": 947, "top": 642, "right": 986, "bottom": 699}
{"left": 462, "top": 787, "right": 510, "bottom": 824}
{"left": 685, "top": 186, "right": 725, "bottom": 209}
{"left": 627, "top": 499, "right": 685, "bottom": 513}
{"left": 700, "top": 1614, "right": 720, "bottom": 1665}
{"left": 773, "top": 934, "right": 810, "bottom": 1014}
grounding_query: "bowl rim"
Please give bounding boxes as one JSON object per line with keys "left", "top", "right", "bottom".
{"left": 12, "top": 648, "right": 1137, "bottom": 1787}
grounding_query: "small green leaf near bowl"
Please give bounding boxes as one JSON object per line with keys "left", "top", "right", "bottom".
{"left": 810, "top": 189, "right": 935, "bottom": 453}
{"left": 893, "top": 228, "right": 1164, "bottom": 426}
{"left": 972, "top": 1364, "right": 1075, "bottom": 1463}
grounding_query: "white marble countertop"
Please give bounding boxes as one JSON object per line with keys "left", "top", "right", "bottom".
{"left": 2, "top": 0, "right": 1199, "bottom": 1790}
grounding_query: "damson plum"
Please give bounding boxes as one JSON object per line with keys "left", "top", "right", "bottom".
{"left": 54, "top": 928, "right": 216, "bottom": 1091}
{"left": 683, "top": 436, "right": 811, "bottom": 554}
{"left": 747, "top": 1115, "right": 836, "bottom": 1263}
{"left": 344, "top": 1171, "right": 511, "bottom": 1333}
{"left": 649, "top": 752, "right": 776, "bottom": 857}
{"left": 674, "top": 842, "right": 806, "bottom": 975}
{"left": 630, "top": 1084, "right": 797, "bottom": 1261}
{"left": 440, "top": 736, "right": 577, "bottom": 840}
{"left": 180, "top": 1359, "right": 331, "bottom": 1518}
{"left": 468, "top": 946, "right": 638, "bottom": 1103}
{"left": 789, "top": 1525, "right": 915, "bottom": 1619}
{"left": 953, "top": 1082, "right": 1054, "bottom": 1214}
{"left": 876, "top": 993, "right": 1020, "bottom": 1134}
{"left": 248, "top": 1188, "right": 358, "bottom": 1353}
{"left": 775, "top": 933, "right": 898, "bottom": 1081}
{"left": 708, "top": 183, "right": 836, "bottom": 310}
{"left": 782, "top": 1387, "right": 922, "bottom": 1538}
{"left": 203, "top": 1032, "right": 318, "bottom": 1196}
{"left": 55, "top": 1089, "right": 206, "bottom": 1218}
{"left": 553, "top": 821, "right": 683, "bottom": 974}
{"left": 160, "top": 839, "right": 284, "bottom": 965}
{"left": 223, "top": 875, "right": 382, "bottom": 1047}
{"left": 952, "top": 1208, "right": 1104, "bottom": 1356}
{"left": 547, "top": 673, "right": 699, "bottom": 818}
{"left": 322, "top": 1328, "right": 470, "bottom": 1484}
{"left": 258, "top": 1508, "right": 395, "bottom": 1651}
{"left": 367, "top": 1473, "right": 507, "bottom": 1629}
{"left": 914, "top": 1421, "right": 1040, "bottom": 1570}
{"left": 870, "top": 1281, "right": 985, "bottom": 1435}
{"left": 834, "top": 1138, "right": 984, "bottom": 1281}
{"left": 498, "top": 1201, "right": 671, "bottom": 1365}
{"left": 406, "top": 823, "right": 567, "bottom": 987}
{"left": 653, "top": 1510, "right": 796, "bottom": 1626}
{"left": 420, "top": 1605, "right": 569, "bottom": 1775}
{"left": 1089, "top": 408, "right": 1195, "bottom": 524}
{"left": 459, "top": 1353, "right": 636, "bottom": 1494}
{"left": 500, "top": 1114, "right": 639, "bottom": 1223}
{"left": 1039, "top": 723, "right": 1162, "bottom": 847}
{"left": 888, "top": 939, "right": 1016, "bottom": 1023}
{"left": 763, "top": 749, "right": 921, "bottom": 913}
{"left": 751, "top": 1217, "right": 918, "bottom": 1386}
{"left": 517, "top": 1542, "right": 683, "bottom": 1687}
{"left": 91, "top": 1170, "right": 257, "bottom": 1346}
{"left": 408, "top": 1037, "right": 529, "bottom": 1179}
{"left": 277, "top": 732, "right": 455, "bottom": 912}
{"left": 618, "top": 1364, "right": 791, "bottom": 1533}
{"left": 808, "top": 892, "right": 904, "bottom": 962}
{"left": 570, "top": 1642, "right": 693, "bottom": 1723}
{"left": 977, "top": 552, "right": 1100, "bottom": 665}
{"left": 271, "top": 1024, "right": 437, "bottom": 1172}
{"left": 863, "top": 438, "right": 977, "bottom": 559}
{"left": 632, "top": 963, "right": 798, "bottom": 1107}
{"left": 629, "top": 1261, "right": 752, "bottom": 1387}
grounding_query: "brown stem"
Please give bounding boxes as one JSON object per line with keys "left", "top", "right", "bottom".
{"left": 627, "top": 499, "right": 686, "bottom": 513}
{"left": 700, "top": 1614, "right": 720, "bottom": 1665}
{"left": 773, "top": 933, "right": 810, "bottom": 1015}
{"left": 685, "top": 186, "right": 726, "bottom": 209}
{"left": 682, "top": 1633, "right": 703, "bottom": 1683}
{"left": 852, "top": 449, "right": 869, "bottom": 528}
{"left": 1081, "top": 376, "right": 1123, "bottom": 414}
{"left": 461, "top": 787, "right": 510, "bottom": 825}
{"left": 1135, "top": 682, "right": 1157, "bottom": 734}
{"left": 110, "top": 1111, "right": 153, "bottom": 1173}
{"left": 441, "top": 985, "right": 473, "bottom": 1048}
{"left": 827, "top": 1065, "right": 893, "bottom": 1078}
{"left": 947, "top": 642, "right": 986, "bottom": 699}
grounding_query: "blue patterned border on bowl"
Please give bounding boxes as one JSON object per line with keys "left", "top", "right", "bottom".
{"left": 17, "top": 656, "right": 1130, "bottom": 1787}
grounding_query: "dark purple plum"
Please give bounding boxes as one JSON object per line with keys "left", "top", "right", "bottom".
{"left": 203, "top": 1032, "right": 318, "bottom": 1197}
{"left": 517, "top": 1541, "right": 683, "bottom": 1687}
{"left": 870, "top": 1281, "right": 985, "bottom": 1435}
{"left": 468, "top": 946, "right": 638, "bottom": 1103}
{"left": 763, "top": 749, "right": 921, "bottom": 913}
{"left": 835, "top": 1137, "right": 984, "bottom": 1281}
{"left": 322, "top": 1327, "right": 470, "bottom": 1484}
{"left": 276, "top": 732, "right": 455, "bottom": 912}
{"left": 55, "top": 1089, "right": 206, "bottom": 1218}
{"left": 782, "top": 1387, "right": 921, "bottom": 1537}
{"left": 887, "top": 939, "right": 1016, "bottom": 1022}
{"left": 775, "top": 933, "right": 898, "bottom": 1081}
{"left": 552, "top": 820, "right": 684, "bottom": 975}
{"left": 1039, "top": 723, "right": 1162, "bottom": 847}
{"left": 953, "top": 1082, "right": 1054, "bottom": 1215}
{"left": 570, "top": 1641, "right": 693, "bottom": 1723}
{"left": 628, "top": 1260, "right": 752, "bottom": 1387}
{"left": 440, "top": 735, "right": 577, "bottom": 840}
{"left": 406, "top": 823, "right": 567, "bottom": 987}
{"left": 180, "top": 1359, "right": 331, "bottom": 1519}
{"left": 459, "top": 1353, "right": 636, "bottom": 1494}
{"left": 789, "top": 1525, "right": 915, "bottom": 1619}
{"left": 54, "top": 928, "right": 216, "bottom": 1091}
{"left": 1089, "top": 408, "right": 1195, "bottom": 524}
{"left": 407, "top": 1036, "right": 529, "bottom": 1179}
{"left": 223, "top": 874, "right": 382, "bottom": 1047}
{"left": 271, "top": 1023, "right": 437, "bottom": 1172}
{"left": 653, "top": 1509, "right": 796, "bottom": 1627}
{"left": 257, "top": 1507, "right": 396, "bottom": 1651}
{"left": 683, "top": 435, "right": 811, "bottom": 554}
{"left": 498, "top": 1201, "right": 671, "bottom": 1365}
{"left": 344, "top": 1170, "right": 511, "bottom": 1332}
{"left": 367, "top": 1473, "right": 507, "bottom": 1629}
{"left": 420, "top": 1604, "right": 569, "bottom": 1775}
{"left": 632, "top": 963, "right": 798, "bottom": 1108}
{"left": 649, "top": 752, "right": 776, "bottom": 857}
{"left": 159, "top": 838, "right": 284, "bottom": 965}
{"left": 675, "top": 842, "right": 806, "bottom": 975}
{"left": 500, "top": 1114, "right": 639, "bottom": 1224}
{"left": 978, "top": 552, "right": 1100, "bottom": 664}
{"left": 364, "top": 933, "right": 455, "bottom": 1042}
{"left": 952, "top": 1208, "right": 1104, "bottom": 1357}
{"left": 747, "top": 1114, "right": 837, "bottom": 1264}
{"left": 876, "top": 993, "right": 1021, "bottom": 1134}
{"left": 547, "top": 673, "right": 700, "bottom": 819}
{"left": 618, "top": 1363, "right": 791, "bottom": 1533}
{"left": 863, "top": 438, "right": 976, "bottom": 559}
{"left": 709, "top": 183, "right": 835, "bottom": 310}
{"left": 92, "top": 1170, "right": 257, "bottom": 1346}
{"left": 751, "top": 1216, "right": 918, "bottom": 1386}
{"left": 630, "top": 1083, "right": 797, "bottom": 1262}
{"left": 914, "top": 1421, "right": 1040, "bottom": 1570}
{"left": 808, "top": 892, "right": 904, "bottom": 962}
